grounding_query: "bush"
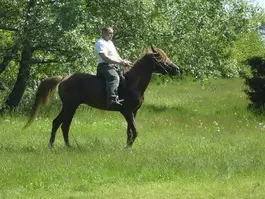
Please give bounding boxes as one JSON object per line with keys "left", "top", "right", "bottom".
{"left": 244, "top": 57, "right": 265, "bottom": 111}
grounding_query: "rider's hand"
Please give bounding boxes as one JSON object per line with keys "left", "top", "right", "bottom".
{"left": 122, "top": 60, "right": 132, "bottom": 66}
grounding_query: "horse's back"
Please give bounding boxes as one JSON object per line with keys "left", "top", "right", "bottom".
{"left": 58, "top": 73, "right": 107, "bottom": 108}
{"left": 61, "top": 73, "right": 104, "bottom": 89}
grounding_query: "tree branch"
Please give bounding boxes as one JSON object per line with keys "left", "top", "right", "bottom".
{"left": 22, "top": 58, "right": 62, "bottom": 65}
{"left": 0, "top": 80, "right": 5, "bottom": 91}
{"left": 0, "top": 44, "right": 18, "bottom": 74}
{"left": 0, "top": 26, "right": 19, "bottom": 31}
{"left": 33, "top": 44, "right": 75, "bottom": 55}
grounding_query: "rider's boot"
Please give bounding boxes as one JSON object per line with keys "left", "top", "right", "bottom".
{"left": 108, "top": 96, "right": 124, "bottom": 109}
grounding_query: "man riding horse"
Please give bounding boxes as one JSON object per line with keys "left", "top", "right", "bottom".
{"left": 95, "top": 27, "right": 132, "bottom": 109}
{"left": 24, "top": 31, "right": 180, "bottom": 148}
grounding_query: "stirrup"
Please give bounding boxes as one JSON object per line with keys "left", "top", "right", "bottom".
{"left": 113, "top": 98, "right": 123, "bottom": 106}
{"left": 117, "top": 98, "right": 124, "bottom": 103}
{"left": 109, "top": 96, "right": 124, "bottom": 108}
{"left": 114, "top": 96, "right": 124, "bottom": 103}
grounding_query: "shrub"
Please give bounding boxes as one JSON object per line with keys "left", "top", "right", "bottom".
{"left": 244, "top": 57, "right": 265, "bottom": 110}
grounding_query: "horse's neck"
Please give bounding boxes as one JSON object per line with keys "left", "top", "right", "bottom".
{"left": 125, "top": 58, "right": 153, "bottom": 95}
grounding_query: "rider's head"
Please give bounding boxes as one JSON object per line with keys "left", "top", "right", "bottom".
{"left": 102, "top": 27, "right": 114, "bottom": 41}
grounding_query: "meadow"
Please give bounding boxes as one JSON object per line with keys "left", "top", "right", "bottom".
{"left": 0, "top": 77, "right": 265, "bottom": 198}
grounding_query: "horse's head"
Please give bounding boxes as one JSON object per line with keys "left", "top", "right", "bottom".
{"left": 150, "top": 46, "right": 180, "bottom": 76}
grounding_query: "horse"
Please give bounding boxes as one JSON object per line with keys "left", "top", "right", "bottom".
{"left": 25, "top": 46, "right": 180, "bottom": 148}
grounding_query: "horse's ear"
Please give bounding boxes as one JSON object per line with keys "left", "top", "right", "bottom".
{"left": 151, "top": 45, "right": 156, "bottom": 53}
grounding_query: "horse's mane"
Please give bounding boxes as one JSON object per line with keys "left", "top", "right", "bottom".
{"left": 145, "top": 47, "right": 170, "bottom": 62}
{"left": 124, "top": 47, "right": 171, "bottom": 91}
{"left": 126, "top": 47, "right": 170, "bottom": 74}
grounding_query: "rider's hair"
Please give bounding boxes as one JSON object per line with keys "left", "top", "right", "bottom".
{"left": 102, "top": 27, "right": 113, "bottom": 33}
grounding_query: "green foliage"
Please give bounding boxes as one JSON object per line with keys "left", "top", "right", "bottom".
{"left": 232, "top": 31, "right": 265, "bottom": 62}
{"left": 1, "top": 0, "right": 265, "bottom": 107}
{"left": 0, "top": 30, "right": 15, "bottom": 53}
{"left": 152, "top": 0, "right": 264, "bottom": 79}
{"left": 244, "top": 57, "right": 265, "bottom": 111}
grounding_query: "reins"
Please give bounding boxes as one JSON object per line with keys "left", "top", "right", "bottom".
{"left": 152, "top": 53, "right": 170, "bottom": 75}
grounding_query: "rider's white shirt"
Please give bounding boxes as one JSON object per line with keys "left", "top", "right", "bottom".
{"left": 95, "top": 38, "right": 120, "bottom": 64}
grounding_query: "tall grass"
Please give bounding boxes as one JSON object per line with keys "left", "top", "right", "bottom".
{"left": 0, "top": 78, "right": 265, "bottom": 198}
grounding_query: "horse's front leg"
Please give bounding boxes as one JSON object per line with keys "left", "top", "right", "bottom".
{"left": 122, "top": 111, "right": 137, "bottom": 148}
{"left": 125, "top": 126, "right": 134, "bottom": 148}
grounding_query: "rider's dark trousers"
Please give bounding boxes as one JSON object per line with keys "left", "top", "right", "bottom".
{"left": 97, "top": 63, "right": 120, "bottom": 102}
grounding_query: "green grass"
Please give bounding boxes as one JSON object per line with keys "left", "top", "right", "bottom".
{"left": 1, "top": 78, "right": 265, "bottom": 198}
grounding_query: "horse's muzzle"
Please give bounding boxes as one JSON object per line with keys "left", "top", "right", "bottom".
{"left": 169, "top": 62, "right": 181, "bottom": 76}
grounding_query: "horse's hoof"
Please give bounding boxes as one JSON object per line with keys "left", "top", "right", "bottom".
{"left": 48, "top": 143, "right": 53, "bottom": 149}
{"left": 65, "top": 143, "right": 72, "bottom": 148}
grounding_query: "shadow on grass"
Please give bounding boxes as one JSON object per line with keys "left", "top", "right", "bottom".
{"left": 0, "top": 137, "right": 124, "bottom": 154}
{"left": 143, "top": 104, "right": 197, "bottom": 116}
{"left": 0, "top": 144, "right": 41, "bottom": 154}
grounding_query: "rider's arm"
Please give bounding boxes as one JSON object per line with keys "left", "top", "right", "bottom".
{"left": 98, "top": 53, "right": 126, "bottom": 65}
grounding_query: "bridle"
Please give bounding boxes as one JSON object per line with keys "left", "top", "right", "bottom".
{"left": 152, "top": 53, "right": 170, "bottom": 75}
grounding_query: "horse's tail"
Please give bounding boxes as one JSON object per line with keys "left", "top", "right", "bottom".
{"left": 24, "top": 76, "right": 64, "bottom": 129}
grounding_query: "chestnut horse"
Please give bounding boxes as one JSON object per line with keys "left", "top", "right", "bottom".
{"left": 25, "top": 47, "right": 180, "bottom": 148}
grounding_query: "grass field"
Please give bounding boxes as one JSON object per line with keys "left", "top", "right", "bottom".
{"left": 1, "top": 77, "right": 265, "bottom": 198}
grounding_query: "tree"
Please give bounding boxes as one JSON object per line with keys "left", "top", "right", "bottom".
{"left": 244, "top": 57, "right": 265, "bottom": 110}
{"left": 0, "top": 0, "right": 93, "bottom": 111}
{"left": 0, "top": 0, "right": 264, "bottom": 111}
{"left": 151, "top": 0, "right": 264, "bottom": 79}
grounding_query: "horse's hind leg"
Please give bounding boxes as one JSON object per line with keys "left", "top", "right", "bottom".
{"left": 61, "top": 105, "right": 78, "bottom": 147}
{"left": 48, "top": 108, "right": 64, "bottom": 148}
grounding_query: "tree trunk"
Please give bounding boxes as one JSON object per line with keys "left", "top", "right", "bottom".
{"left": 0, "top": 44, "right": 18, "bottom": 74}
{"left": 2, "top": 46, "right": 33, "bottom": 110}
{"left": 0, "top": 0, "right": 36, "bottom": 112}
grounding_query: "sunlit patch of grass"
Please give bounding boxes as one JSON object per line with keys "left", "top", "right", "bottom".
{"left": 1, "top": 78, "right": 265, "bottom": 198}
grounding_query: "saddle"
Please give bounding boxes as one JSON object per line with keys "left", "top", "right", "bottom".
{"left": 97, "top": 69, "right": 126, "bottom": 89}
{"left": 96, "top": 70, "right": 126, "bottom": 110}
{"left": 116, "top": 70, "right": 126, "bottom": 90}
